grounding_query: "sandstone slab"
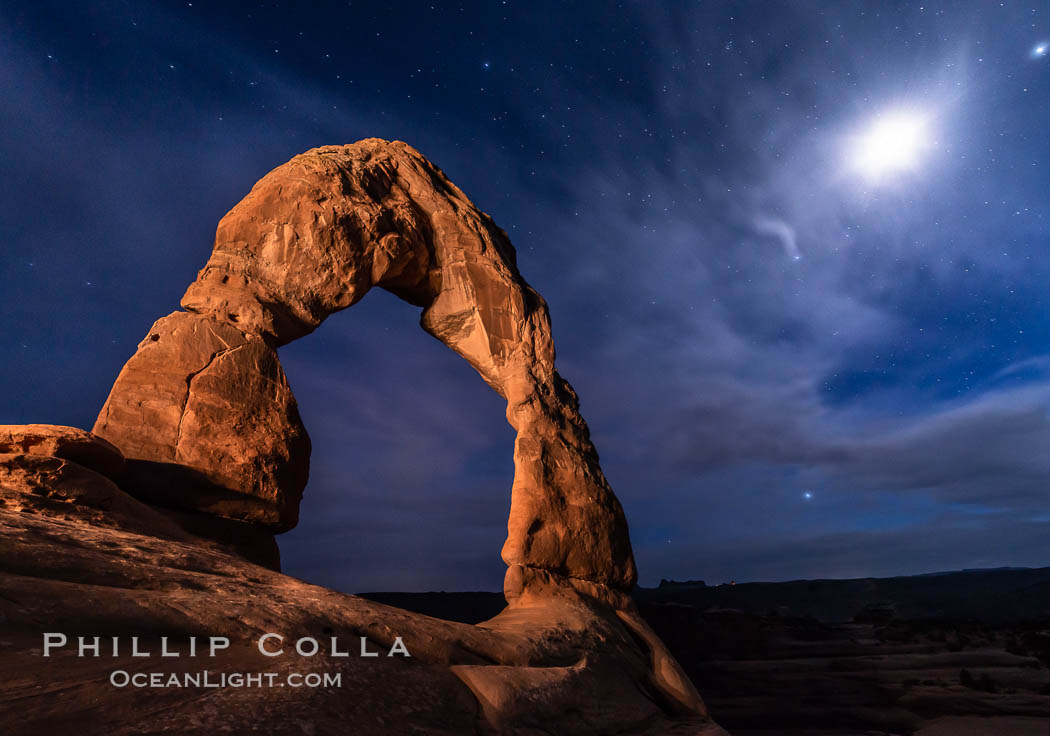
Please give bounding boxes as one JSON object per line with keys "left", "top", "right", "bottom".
{"left": 0, "top": 452, "right": 188, "bottom": 541}
{"left": 0, "top": 499, "right": 724, "bottom": 735}
{"left": 0, "top": 424, "right": 123, "bottom": 481}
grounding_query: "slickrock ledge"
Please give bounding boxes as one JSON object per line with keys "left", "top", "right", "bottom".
{"left": 0, "top": 424, "right": 124, "bottom": 481}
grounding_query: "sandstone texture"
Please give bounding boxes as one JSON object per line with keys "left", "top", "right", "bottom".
{"left": 94, "top": 311, "right": 309, "bottom": 531}
{"left": 94, "top": 138, "right": 635, "bottom": 591}
{"left": 0, "top": 423, "right": 720, "bottom": 733}
{"left": 0, "top": 424, "right": 124, "bottom": 480}
{"left": 0, "top": 451, "right": 186, "bottom": 540}
{"left": 0, "top": 439, "right": 279, "bottom": 570}
{"left": 0, "top": 499, "right": 726, "bottom": 735}
{"left": 0, "top": 140, "right": 724, "bottom": 734}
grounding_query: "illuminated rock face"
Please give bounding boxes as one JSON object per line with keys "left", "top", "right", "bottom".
{"left": 0, "top": 424, "right": 124, "bottom": 480}
{"left": 94, "top": 138, "right": 635, "bottom": 590}
{"left": 5, "top": 141, "right": 723, "bottom": 733}
{"left": 93, "top": 311, "right": 309, "bottom": 533}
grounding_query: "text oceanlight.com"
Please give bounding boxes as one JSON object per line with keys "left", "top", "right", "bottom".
{"left": 109, "top": 670, "right": 342, "bottom": 688}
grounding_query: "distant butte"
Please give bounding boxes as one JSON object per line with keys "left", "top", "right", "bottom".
{"left": 0, "top": 140, "right": 725, "bottom": 734}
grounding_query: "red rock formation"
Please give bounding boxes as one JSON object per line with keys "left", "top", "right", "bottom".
{"left": 0, "top": 424, "right": 124, "bottom": 480}
{"left": 0, "top": 426, "right": 281, "bottom": 567}
{"left": 0, "top": 451, "right": 185, "bottom": 540}
{"left": 1, "top": 470, "right": 725, "bottom": 733}
{"left": 94, "top": 312, "right": 308, "bottom": 531}
{"left": 94, "top": 138, "right": 635, "bottom": 591}
{"left": 0, "top": 140, "right": 727, "bottom": 733}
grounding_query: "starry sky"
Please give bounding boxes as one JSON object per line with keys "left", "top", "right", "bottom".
{"left": 3, "top": 1, "right": 1050, "bottom": 592}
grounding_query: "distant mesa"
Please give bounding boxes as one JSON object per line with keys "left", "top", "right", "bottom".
{"left": 658, "top": 578, "right": 708, "bottom": 590}
{"left": 1, "top": 140, "right": 725, "bottom": 734}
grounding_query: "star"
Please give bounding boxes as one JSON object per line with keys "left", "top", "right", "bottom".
{"left": 1032, "top": 43, "right": 1048, "bottom": 59}
{"left": 802, "top": 491, "right": 813, "bottom": 500}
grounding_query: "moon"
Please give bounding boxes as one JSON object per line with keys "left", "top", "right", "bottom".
{"left": 848, "top": 111, "right": 930, "bottom": 182}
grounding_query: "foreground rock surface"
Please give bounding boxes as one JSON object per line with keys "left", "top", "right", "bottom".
{"left": 0, "top": 424, "right": 124, "bottom": 481}
{"left": 0, "top": 452, "right": 186, "bottom": 540}
{"left": 0, "top": 494, "right": 724, "bottom": 735}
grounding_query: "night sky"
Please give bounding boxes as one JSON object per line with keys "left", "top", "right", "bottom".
{"left": 3, "top": 1, "right": 1049, "bottom": 592}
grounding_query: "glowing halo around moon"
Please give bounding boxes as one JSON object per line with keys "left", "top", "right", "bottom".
{"left": 847, "top": 110, "right": 931, "bottom": 183}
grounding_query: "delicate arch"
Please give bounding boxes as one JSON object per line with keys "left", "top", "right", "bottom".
{"left": 94, "top": 139, "right": 636, "bottom": 591}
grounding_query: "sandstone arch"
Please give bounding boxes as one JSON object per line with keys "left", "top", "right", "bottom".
{"left": 16, "top": 141, "right": 720, "bottom": 730}
{"left": 94, "top": 138, "right": 636, "bottom": 593}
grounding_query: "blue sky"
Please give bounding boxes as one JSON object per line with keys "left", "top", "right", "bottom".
{"left": 2, "top": 1, "right": 1049, "bottom": 591}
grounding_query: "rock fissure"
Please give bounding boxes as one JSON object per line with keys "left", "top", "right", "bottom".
{"left": 173, "top": 344, "right": 244, "bottom": 462}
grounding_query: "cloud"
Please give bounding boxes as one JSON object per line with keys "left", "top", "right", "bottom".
{"left": 753, "top": 217, "right": 801, "bottom": 260}
{"left": 824, "top": 383, "right": 1050, "bottom": 508}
